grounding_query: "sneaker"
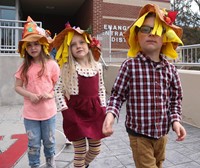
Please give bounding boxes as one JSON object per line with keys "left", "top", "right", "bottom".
{"left": 46, "top": 156, "right": 56, "bottom": 168}
{"left": 65, "top": 138, "right": 72, "bottom": 146}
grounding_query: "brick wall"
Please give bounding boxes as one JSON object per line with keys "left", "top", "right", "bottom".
{"left": 101, "top": 3, "right": 141, "bottom": 50}
{"left": 100, "top": 1, "right": 170, "bottom": 51}
{"left": 72, "top": 0, "right": 170, "bottom": 52}
{"left": 73, "top": 1, "right": 93, "bottom": 30}
{"left": 93, "top": 0, "right": 103, "bottom": 35}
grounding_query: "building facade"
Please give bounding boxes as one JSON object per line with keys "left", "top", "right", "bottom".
{"left": 0, "top": 0, "right": 170, "bottom": 105}
{"left": 74, "top": 0, "right": 170, "bottom": 53}
{"left": 0, "top": 0, "right": 170, "bottom": 54}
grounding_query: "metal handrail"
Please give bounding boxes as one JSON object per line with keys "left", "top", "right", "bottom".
{"left": 177, "top": 44, "right": 200, "bottom": 49}
{"left": 175, "top": 44, "right": 200, "bottom": 64}
{"left": 1, "top": 19, "right": 200, "bottom": 67}
{"left": 0, "top": 18, "right": 42, "bottom": 26}
{"left": 0, "top": 19, "right": 42, "bottom": 54}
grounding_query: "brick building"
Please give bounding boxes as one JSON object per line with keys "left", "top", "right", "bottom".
{"left": 0, "top": 0, "right": 170, "bottom": 53}
{"left": 72, "top": 0, "right": 170, "bottom": 52}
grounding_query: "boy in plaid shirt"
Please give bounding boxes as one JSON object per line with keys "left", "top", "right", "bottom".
{"left": 102, "top": 4, "right": 186, "bottom": 168}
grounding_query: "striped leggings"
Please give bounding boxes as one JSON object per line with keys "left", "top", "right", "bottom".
{"left": 72, "top": 138, "right": 101, "bottom": 168}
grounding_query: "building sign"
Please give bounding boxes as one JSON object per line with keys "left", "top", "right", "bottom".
{"left": 103, "top": 24, "right": 129, "bottom": 43}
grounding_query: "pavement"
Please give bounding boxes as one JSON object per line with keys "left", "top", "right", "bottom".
{"left": 0, "top": 104, "right": 200, "bottom": 168}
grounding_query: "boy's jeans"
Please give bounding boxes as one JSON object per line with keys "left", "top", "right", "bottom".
{"left": 24, "top": 115, "right": 56, "bottom": 167}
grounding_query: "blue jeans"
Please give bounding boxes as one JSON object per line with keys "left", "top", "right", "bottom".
{"left": 24, "top": 115, "right": 56, "bottom": 167}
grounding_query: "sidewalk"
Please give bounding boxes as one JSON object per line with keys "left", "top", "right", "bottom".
{"left": 0, "top": 105, "right": 200, "bottom": 168}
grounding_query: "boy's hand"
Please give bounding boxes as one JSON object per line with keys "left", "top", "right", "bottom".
{"left": 172, "top": 121, "right": 186, "bottom": 141}
{"left": 102, "top": 112, "right": 115, "bottom": 136}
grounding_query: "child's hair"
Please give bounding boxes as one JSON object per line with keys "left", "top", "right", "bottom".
{"left": 145, "top": 12, "right": 156, "bottom": 19}
{"left": 19, "top": 42, "right": 52, "bottom": 85}
{"left": 61, "top": 43, "right": 97, "bottom": 98}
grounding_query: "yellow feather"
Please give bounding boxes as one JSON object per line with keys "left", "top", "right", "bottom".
{"left": 165, "top": 29, "right": 183, "bottom": 45}
{"left": 67, "top": 31, "right": 74, "bottom": 46}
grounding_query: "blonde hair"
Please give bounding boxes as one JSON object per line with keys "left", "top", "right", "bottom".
{"left": 61, "top": 45, "right": 98, "bottom": 99}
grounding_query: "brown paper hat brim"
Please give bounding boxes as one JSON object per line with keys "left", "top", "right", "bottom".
{"left": 52, "top": 27, "right": 101, "bottom": 61}
{"left": 52, "top": 27, "right": 85, "bottom": 50}
{"left": 18, "top": 34, "right": 49, "bottom": 54}
{"left": 123, "top": 4, "right": 183, "bottom": 48}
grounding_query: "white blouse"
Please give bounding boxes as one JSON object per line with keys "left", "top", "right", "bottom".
{"left": 54, "top": 62, "right": 106, "bottom": 112}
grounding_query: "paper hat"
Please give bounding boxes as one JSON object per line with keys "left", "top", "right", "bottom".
{"left": 18, "top": 16, "right": 53, "bottom": 57}
{"left": 123, "top": 4, "right": 183, "bottom": 59}
{"left": 52, "top": 22, "right": 101, "bottom": 67}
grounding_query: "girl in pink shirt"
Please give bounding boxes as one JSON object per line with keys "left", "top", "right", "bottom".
{"left": 14, "top": 16, "right": 60, "bottom": 168}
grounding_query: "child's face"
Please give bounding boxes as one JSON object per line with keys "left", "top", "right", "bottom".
{"left": 70, "top": 33, "right": 89, "bottom": 61}
{"left": 26, "top": 41, "right": 42, "bottom": 59}
{"left": 137, "top": 16, "right": 163, "bottom": 55}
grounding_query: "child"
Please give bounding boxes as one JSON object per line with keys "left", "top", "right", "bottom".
{"left": 53, "top": 23, "right": 106, "bottom": 168}
{"left": 102, "top": 4, "right": 186, "bottom": 168}
{"left": 15, "top": 16, "right": 60, "bottom": 168}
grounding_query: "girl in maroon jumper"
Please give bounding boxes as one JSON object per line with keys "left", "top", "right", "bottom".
{"left": 53, "top": 24, "right": 106, "bottom": 168}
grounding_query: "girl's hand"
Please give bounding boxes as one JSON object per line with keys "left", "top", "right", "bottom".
{"left": 40, "top": 92, "right": 54, "bottom": 100}
{"left": 29, "top": 93, "right": 41, "bottom": 103}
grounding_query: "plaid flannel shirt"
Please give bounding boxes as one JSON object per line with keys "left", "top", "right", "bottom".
{"left": 107, "top": 52, "right": 183, "bottom": 139}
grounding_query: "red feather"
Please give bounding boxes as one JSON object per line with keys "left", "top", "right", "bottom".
{"left": 65, "top": 21, "right": 71, "bottom": 28}
{"left": 167, "top": 11, "right": 178, "bottom": 24}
